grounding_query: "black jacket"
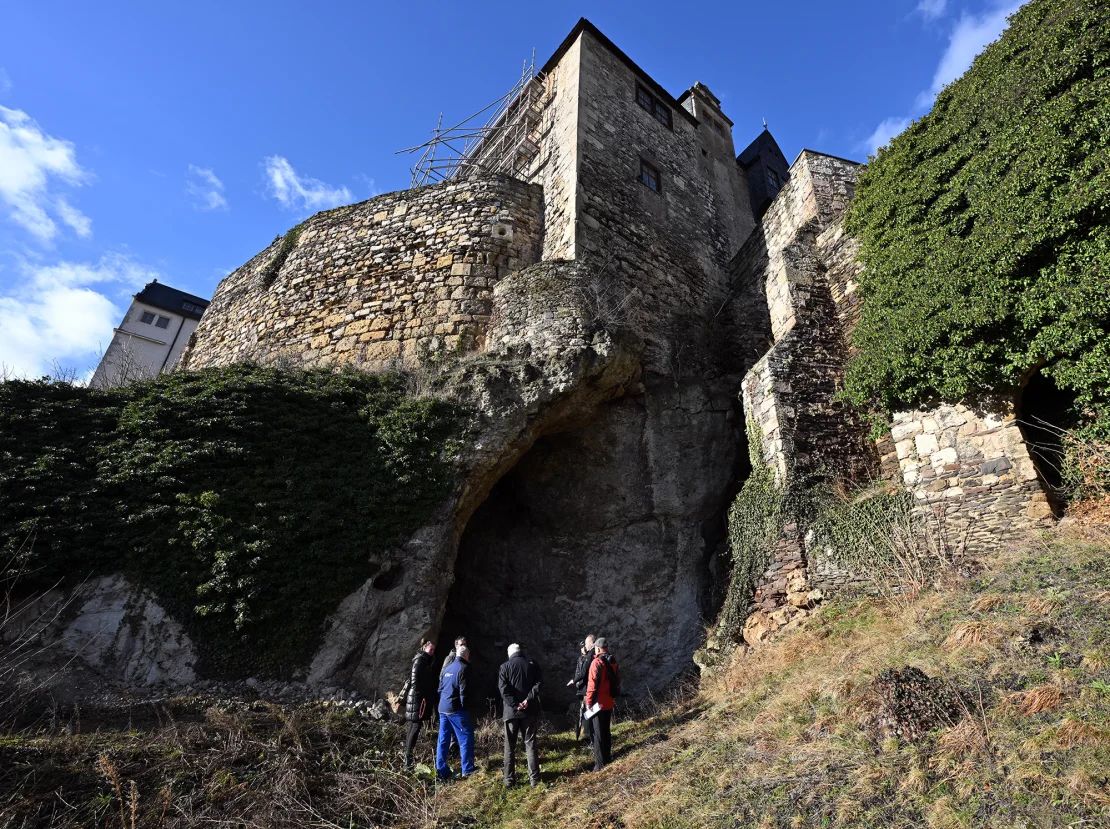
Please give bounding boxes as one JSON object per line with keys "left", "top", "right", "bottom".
{"left": 403, "top": 650, "right": 437, "bottom": 722}
{"left": 572, "top": 648, "right": 593, "bottom": 697}
{"left": 497, "top": 653, "right": 543, "bottom": 721}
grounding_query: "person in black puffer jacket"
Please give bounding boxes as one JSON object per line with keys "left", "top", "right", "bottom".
{"left": 401, "top": 639, "right": 437, "bottom": 770}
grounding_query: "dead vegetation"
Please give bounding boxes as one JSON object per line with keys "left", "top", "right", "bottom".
{"left": 2, "top": 516, "right": 1107, "bottom": 828}
{"left": 429, "top": 520, "right": 1110, "bottom": 829}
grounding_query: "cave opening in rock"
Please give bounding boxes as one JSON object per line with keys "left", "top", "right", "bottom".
{"left": 1016, "top": 371, "right": 1078, "bottom": 516}
{"left": 438, "top": 388, "right": 746, "bottom": 716}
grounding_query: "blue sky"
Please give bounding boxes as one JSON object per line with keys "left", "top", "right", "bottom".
{"left": 0, "top": 0, "right": 1024, "bottom": 378}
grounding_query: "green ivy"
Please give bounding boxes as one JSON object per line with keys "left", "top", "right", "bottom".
{"left": 0, "top": 365, "right": 467, "bottom": 677}
{"left": 718, "top": 423, "right": 786, "bottom": 642}
{"left": 260, "top": 223, "right": 304, "bottom": 288}
{"left": 844, "top": 0, "right": 1110, "bottom": 432}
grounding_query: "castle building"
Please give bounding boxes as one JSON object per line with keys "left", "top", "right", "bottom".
{"left": 90, "top": 280, "right": 209, "bottom": 389}
{"left": 178, "top": 18, "right": 1054, "bottom": 696}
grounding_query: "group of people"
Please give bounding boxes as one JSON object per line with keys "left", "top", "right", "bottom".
{"left": 398, "top": 633, "right": 621, "bottom": 786}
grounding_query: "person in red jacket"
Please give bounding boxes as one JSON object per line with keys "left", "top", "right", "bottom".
{"left": 584, "top": 637, "right": 620, "bottom": 770}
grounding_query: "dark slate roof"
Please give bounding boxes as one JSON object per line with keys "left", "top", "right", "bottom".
{"left": 737, "top": 129, "right": 788, "bottom": 169}
{"left": 134, "top": 280, "right": 209, "bottom": 320}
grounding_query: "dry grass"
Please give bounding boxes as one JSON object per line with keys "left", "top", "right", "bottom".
{"left": 426, "top": 522, "right": 1109, "bottom": 829}
{"left": 2, "top": 524, "right": 1107, "bottom": 829}
{"left": 942, "top": 621, "right": 996, "bottom": 651}
{"left": 969, "top": 594, "right": 1004, "bottom": 612}
{"left": 1055, "top": 717, "right": 1110, "bottom": 749}
{"left": 1002, "top": 684, "right": 1067, "bottom": 716}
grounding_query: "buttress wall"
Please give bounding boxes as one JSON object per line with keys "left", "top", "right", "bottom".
{"left": 180, "top": 176, "right": 543, "bottom": 371}
{"left": 731, "top": 150, "right": 1055, "bottom": 643}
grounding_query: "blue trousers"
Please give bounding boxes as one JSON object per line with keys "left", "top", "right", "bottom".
{"left": 435, "top": 711, "right": 476, "bottom": 779}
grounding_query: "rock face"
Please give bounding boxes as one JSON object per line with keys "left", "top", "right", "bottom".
{"left": 444, "top": 378, "right": 740, "bottom": 705}
{"left": 3, "top": 576, "right": 197, "bottom": 687}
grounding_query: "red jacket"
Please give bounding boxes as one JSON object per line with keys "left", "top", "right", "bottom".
{"left": 585, "top": 653, "right": 620, "bottom": 711}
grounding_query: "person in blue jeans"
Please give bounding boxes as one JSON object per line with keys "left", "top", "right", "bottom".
{"left": 436, "top": 644, "right": 476, "bottom": 780}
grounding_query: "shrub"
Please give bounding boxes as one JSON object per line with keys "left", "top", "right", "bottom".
{"left": 718, "top": 423, "right": 786, "bottom": 642}
{"left": 0, "top": 365, "right": 467, "bottom": 677}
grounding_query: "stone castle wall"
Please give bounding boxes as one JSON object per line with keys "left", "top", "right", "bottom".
{"left": 180, "top": 175, "right": 543, "bottom": 371}
{"left": 732, "top": 151, "right": 1054, "bottom": 643}
{"left": 572, "top": 32, "right": 756, "bottom": 373}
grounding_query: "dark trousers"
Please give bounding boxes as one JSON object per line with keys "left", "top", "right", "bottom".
{"left": 590, "top": 709, "right": 612, "bottom": 770}
{"left": 503, "top": 717, "right": 540, "bottom": 785}
{"left": 403, "top": 720, "right": 424, "bottom": 768}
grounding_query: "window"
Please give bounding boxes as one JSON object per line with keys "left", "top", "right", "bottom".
{"left": 767, "top": 168, "right": 781, "bottom": 190}
{"left": 635, "top": 84, "right": 672, "bottom": 129}
{"left": 140, "top": 311, "right": 156, "bottom": 324}
{"left": 182, "top": 301, "right": 204, "bottom": 315}
{"left": 155, "top": 315, "right": 171, "bottom": 329}
{"left": 639, "top": 158, "right": 661, "bottom": 193}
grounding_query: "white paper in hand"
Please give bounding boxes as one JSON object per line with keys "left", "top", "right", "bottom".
{"left": 583, "top": 702, "right": 602, "bottom": 720}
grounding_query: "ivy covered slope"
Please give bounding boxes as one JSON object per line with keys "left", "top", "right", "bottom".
{"left": 845, "top": 0, "right": 1110, "bottom": 431}
{"left": 0, "top": 365, "right": 466, "bottom": 677}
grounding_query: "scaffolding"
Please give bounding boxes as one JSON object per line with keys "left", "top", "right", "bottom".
{"left": 398, "top": 55, "right": 551, "bottom": 187}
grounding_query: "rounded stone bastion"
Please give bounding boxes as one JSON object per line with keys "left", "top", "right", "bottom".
{"left": 179, "top": 175, "right": 544, "bottom": 370}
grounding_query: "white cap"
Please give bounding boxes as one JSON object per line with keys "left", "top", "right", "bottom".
{"left": 507, "top": 643, "right": 522, "bottom": 657}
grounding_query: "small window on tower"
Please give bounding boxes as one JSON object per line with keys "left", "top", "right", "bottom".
{"left": 635, "top": 84, "right": 673, "bottom": 130}
{"left": 767, "top": 168, "right": 781, "bottom": 190}
{"left": 140, "top": 311, "right": 156, "bottom": 324}
{"left": 155, "top": 315, "right": 171, "bottom": 329}
{"left": 639, "top": 158, "right": 661, "bottom": 193}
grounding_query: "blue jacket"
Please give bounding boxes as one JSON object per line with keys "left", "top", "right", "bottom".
{"left": 438, "top": 657, "right": 469, "bottom": 714}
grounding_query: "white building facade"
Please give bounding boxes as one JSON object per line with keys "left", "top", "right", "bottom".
{"left": 90, "top": 280, "right": 209, "bottom": 388}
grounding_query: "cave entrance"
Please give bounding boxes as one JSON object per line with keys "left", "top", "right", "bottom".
{"left": 1016, "top": 371, "right": 1077, "bottom": 516}
{"left": 438, "top": 428, "right": 610, "bottom": 718}
{"left": 438, "top": 389, "right": 745, "bottom": 717}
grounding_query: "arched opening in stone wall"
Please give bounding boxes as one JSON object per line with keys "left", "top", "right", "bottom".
{"left": 438, "top": 386, "right": 745, "bottom": 715}
{"left": 1016, "top": 371, "right": 1078, "bottom": 516}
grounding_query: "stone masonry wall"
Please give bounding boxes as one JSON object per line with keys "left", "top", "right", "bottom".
{"left": 736, "top": 151, "right": 878, "bottom": 488}
{"left": 572, "top": 31, "right": 756, "bottom": 374}
{"left": 180, "top": 175, "right": 543, "bottom": 371}
{"left": 891, "top": 404, "right": 1054, "bottom": 550}
{"left": 733, "top": 151, "right": 1055, "bottom": 645}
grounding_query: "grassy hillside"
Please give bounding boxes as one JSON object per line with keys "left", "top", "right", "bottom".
{"left": 3, "top": 521, "right": 1106, "bottom": 828}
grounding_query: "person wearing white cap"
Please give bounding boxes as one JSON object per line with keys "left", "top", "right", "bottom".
{"left": 497, "top": 642, "right": 544, "bottom": 787}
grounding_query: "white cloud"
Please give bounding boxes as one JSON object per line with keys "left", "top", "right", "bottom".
{"left": 56, "top": 197, "right": 92, "bottom": 237}
{"left": 918, "top": 1, "right": 1025, "bottom": 105}
{"left": 0, "top": 105, "right": 91, "bottom": 242}
{"left": 186, "top": 164, "right": 228, "bottom": 211}
{"left": 0, "top": 254, "right": 159, "bottom": 379}
{"left": 915, "top": 0, "right": 948, "bottom": 21}
{"left": 863, "top": 2, "right": 1025, "bottom": 154}
{"left": 263, "top": 155, "right": 351, "bottom": 212}
{"left": 865, "top": 117, "right": 911, "bottom": 155}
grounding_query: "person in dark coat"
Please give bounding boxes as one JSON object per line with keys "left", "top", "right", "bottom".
{"left": 584, "top": 637, "right": 620, "bottom": 771}
{"left": 435, "top": 645, "right": 476, "bottom": 780}
{"left": 401, "top": 639, "right": 437, "bottom": 770}
{"left": 567, "top": 633, "right": 596, "bottom": 743}
{"left": 498, "top": 643, "right": 543, "bottom": 787}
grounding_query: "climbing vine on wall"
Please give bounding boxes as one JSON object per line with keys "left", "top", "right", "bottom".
{"left": 0, "top": 365, "right": 467, "bottom": 677}
{"left": 718, "top": 422, "right": 786, "bottom": 643}
{"left": 844, "top": 0, "right": 1110, "bottom": 434}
